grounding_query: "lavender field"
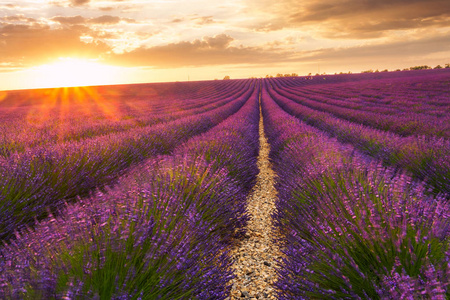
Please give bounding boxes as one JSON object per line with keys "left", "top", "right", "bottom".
{"left": 0, "top": 69, "right": 449, "bottom": 299}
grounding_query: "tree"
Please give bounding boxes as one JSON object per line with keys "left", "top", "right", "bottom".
{"left": 410, "top": 65, "right": 431, "bottom": 70}
{"left": 223, "top": 75, "right": 230, "bottom": 80}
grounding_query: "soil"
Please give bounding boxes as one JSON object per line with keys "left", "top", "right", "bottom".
{"left": 228, "top": 106, "right": 281, "bottom": 300}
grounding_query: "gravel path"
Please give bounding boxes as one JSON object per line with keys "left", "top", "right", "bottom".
{"left": 229, "top": 102, "right": 281, "bottom": 299}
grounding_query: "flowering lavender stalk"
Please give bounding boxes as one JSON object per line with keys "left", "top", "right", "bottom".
{"left": 0, "top": 79, "right": 252, "bottom": 156}
{"left": 270, "top": 71, "right": 450, "bottom": 138}
{"left": 0, "top": 81, "right": 256, "bottom": 242}
{"left": 0, "top": 164, "right": 234, "bottom": 299}
{"left": 261, "top": 81, "right": 450, "bottom": 299}
{"left": 266, "top": 76, "right": 450, "bottom": 196}
{"left": 0, "top": 80, "right": 260, "bottom": 298}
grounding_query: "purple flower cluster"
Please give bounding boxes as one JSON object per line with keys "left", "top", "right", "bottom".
{"left": 261, "top": 79, "right": 450, "bottom": 298}
{"left": 0, "top": 69, "right": 448, "bottom": 298}
{"left": 0, "top": 80, "right": 260, "bottom": 298}
{"left": 266, "top": 71, "right": 450, "bottom": 195}
{"left": 270, "top": 72, "right": 450, "bottom": 138}
{"left": 0, "top": 80, "right": 251, "bottom": 156}
{"left": 0, "top": 80, "right": 254, "bottom": 241}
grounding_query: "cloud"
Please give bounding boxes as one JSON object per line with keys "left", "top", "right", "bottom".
{"left": 90, "top": 15, "right": 121, "bottom": 24}
{"left": 1, "top": 0, "right": 448, "bottom": 75}
{"left": 203, "top": 34, "right": 232, "bottom": 48}
{"left": 258, "top": 31, "right": 450, "bottom": 73}
{"left": 307, "top": 33, "right": 450, "bottom": 61}
{"left": 192, "top": 16, "right": 215, "bottom": 25}
{"left": 56, "top": 0, "right": 128, "bottom": 7}
{"left": 102, "top": 29, "right": 450, "bottom": 70}
{"left": 99, "top": 7, "right": 114, "bottom": 11}
{"left": 288, "top": 0, "right": 450, "bottom": 23}
{"left": 0, "top": 4, "right": 21, "bottom": 10}
{"left": 51, "top": 15, "right": 135, "bottom": 25}
{"left": 0, "top": 23, "right": 111, "bottom": 67}
{"left": 251, "top": 21, "right": 286, "bottom": 32}
{"left": 70, "top": 0, "right": 90, "bottom": 6}
{"left": 108, "top": 33, "right": 287, "bottom": 67}
{"left": 1, "top": 14, "right": 36, "bottom": 23}
{"left": 171, "top": 18, "right": 184, "bottom": 23}
{"left": 170, "top": 16, "right": 216, "bottom": 25}
{"left": 247, "top": 0, "right": 450, "bottom": 38}
{"left": 51, "top": 15, "right": 86, "bottom": 25}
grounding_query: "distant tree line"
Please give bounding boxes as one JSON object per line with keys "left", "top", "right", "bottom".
{"left": 226, "top": 63, "right": 449, "bottom": 80}
{"left": 362, "top": 63, "right": 449, "bottom": 73}
{"left": 265, "top": 73, "right": 299, "bottom": 78}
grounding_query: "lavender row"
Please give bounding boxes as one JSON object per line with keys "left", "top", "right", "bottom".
{"left": 280, "top": 68, "right": 450, "bottom": 91}
{"left": 280, "top": 71, "right": 449, "bottom": 117}
{"left": 0, "top": 81, "right": 260, "bottom": 299}
{"left": 0, "top": 78, "right": 245, "bottom": 112}
{"left": 0, "top": 94, "right": 226, "bottom": 157}
{"left": 261, "top": 82, "right": 450, "bottom": 298}
{"left": 275, "top": 70, "right": 449, "bottom": 126}
{"left": 266, "top": 82, "right": 450, "bottom": 195}
{"left": 0, "top": 79, "right": 251, "bottom": 156}
{"left": 0, "top": 80, "right": 239, "bottom": 132}
{"left": 0, "top": 81, "right": 256, "bottom": 242}
{"left": 269, "top": 71, "right": 450, "bottom": 138}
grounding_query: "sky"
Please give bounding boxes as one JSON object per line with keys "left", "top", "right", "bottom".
{"left": 0, "top": 0, "right": 449, "bottom": 90}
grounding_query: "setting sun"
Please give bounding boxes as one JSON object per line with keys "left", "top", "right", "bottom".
{"left": 30, "top": 58, "right": 124, "bottom": 89}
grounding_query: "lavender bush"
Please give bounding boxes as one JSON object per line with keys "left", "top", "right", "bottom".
{"left": 0, "top": 79, "right": 251, "bottom": 156}
{"left": 270, "top": 71, "right": 450, "bottom": 138}
{"left": 261, "top": 81, "right": 450, "bottom": 299}
{"left": 0, "top": 80, "right": 255, "bottom": 241}
{"left": 0, "top": 80, "right": 260, "bottom": 298}
{"left": 266, "top": 76, "right": 450, "bottom": 195}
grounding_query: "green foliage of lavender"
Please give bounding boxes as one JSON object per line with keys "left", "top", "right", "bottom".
{"left": 0, "top": 70, "right": 448, "bottom": 298}
{"left": 0, "top": 81, "right": 260, "bottom": 298}
{"left": 261, "top": 81, "right": 450, "bottom": 298}
{"left": 0, "top": 81, "right": 255, "bottom": 241}
{"left": 0, "top": 80, "right": 250, "bottom": 156}
{"left": 282, "top": 167, "right": 450, "bottom": 299}
{"left": 266, "top": 70, "right": 450, "bottom": 195}
{"left": 1, "top": 160, "right": 234, "bottom": 299}
{"left": 270, "top": 73, "right": 449, "bottom": 138}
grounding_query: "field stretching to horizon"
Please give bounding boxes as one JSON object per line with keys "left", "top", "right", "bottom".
{"left": 0, "top": 68, "right": 449, "bottom": 299}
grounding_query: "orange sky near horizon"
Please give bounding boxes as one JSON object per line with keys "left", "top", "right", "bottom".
{"left": 0, "top": 0, "right": 449, "bottom": 90}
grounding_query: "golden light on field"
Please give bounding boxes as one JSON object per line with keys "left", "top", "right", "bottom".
{"left": 30, "top": 58, "right": 124, "bottom": 89}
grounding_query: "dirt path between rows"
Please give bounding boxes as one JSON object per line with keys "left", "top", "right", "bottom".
{"left": 229, "top": 102, "right": 281, "bottom": 299}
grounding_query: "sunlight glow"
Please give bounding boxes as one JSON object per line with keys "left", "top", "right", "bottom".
{"left": 30, "top": 58, "right": 124, "bottom": 89}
